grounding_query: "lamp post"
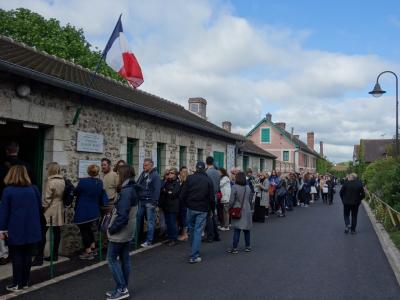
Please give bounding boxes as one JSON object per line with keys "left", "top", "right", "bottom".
{"left": 369, "top": 71, "right": 399, "bottom": 157}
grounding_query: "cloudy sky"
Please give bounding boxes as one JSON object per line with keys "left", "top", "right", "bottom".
{"left": 2, "top": 0, "right": 400, "bottom": 162}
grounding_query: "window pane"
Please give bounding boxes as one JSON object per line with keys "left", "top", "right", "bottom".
{"left": 261, "top": 128, "right": 270, "bottom": 143}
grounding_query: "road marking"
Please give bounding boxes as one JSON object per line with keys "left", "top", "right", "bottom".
{"left": 0, "top": 243, "right": 162, "bottom": 300}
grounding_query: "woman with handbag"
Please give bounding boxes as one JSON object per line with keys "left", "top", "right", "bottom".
{"left": 105, "top": 165, "right": 138, "bottom": 300}
{"left": 226, "top": 172, "right": 253, "bottom": 254}
{"left": 74, "top": 164, "right": 108, "bottom": 260}
{"left": 253, "top": 172, "right": 269, "bottom": 222}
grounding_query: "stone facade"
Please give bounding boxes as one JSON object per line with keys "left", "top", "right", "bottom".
{"left": 0, "top": 74, "right": 236, "bottom": 255}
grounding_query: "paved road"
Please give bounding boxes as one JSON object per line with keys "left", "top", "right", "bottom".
{"left": 15, "top": 193, "right": 400, "bottom": 300}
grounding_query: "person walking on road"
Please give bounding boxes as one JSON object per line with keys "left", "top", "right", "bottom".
{"left": 0, "top": 165, "right": 43, "bottom": 292}
{"left": 136, "top": 159, "right": 161, "bottom": 248}
{"left": 339, "top": 173, "right": 365, "bottom": 234}
{"left": 227, "top": 172, "right": 253, "bottom": 254}
{"left": 106, "top": 165, "right": 138, "bottom": 300}
{"left": 180, "top": 161, "right": 215, "bottom": 264}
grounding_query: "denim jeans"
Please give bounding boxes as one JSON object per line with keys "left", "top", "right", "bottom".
{"left": 179, "top": 205, "right": 188, "bottom": 229}
{"left": 107, "top": 242, "right": 131, "bottom": 290}
{"left": 164, "top": 212, "right": 178, "bottom": 241}
{"left": 137, "top": 203, "right": 156, "bottom": 243}
{"left": 232, "top": 229, "right": 250, "bottom": 249}
{"left": 187, "top": 209, "right": 207, "bottom": 259}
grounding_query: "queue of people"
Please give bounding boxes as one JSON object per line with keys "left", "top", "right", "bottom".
{"left": 0, "top": 142, "right": 342, "bottom": 299}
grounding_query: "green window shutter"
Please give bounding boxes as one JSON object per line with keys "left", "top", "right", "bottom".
{"left": 261, "top": 128, "right": 270, "bottom": 143}
{"left": 213, "top": 151, "right": 224, "bottom": 168}
{"left": 243, "top": 156, "right": 249, "bottom": 171}
{"left": 127, "top": 139, "right": 135, "bottom": 166}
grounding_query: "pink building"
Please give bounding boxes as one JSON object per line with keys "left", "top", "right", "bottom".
{"left": 246, "top": 113, "right": 320, "bottom": 174}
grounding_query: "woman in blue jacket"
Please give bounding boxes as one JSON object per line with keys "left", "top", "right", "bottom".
{"left": 0, "top": 165, "right": 42, "bottom": 292}
{"left": 106, "top": 165, "right": 138, "bottom": 300}
{"left": 74, "top": 164, "right": 108, "bottom": 260}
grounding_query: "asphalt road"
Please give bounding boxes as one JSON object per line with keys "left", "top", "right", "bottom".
{"left": 15, "top": 192, "right": 400, "bottom": 300}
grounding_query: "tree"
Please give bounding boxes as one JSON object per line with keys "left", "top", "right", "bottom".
{"left": 0, "top": 8, "right": 124, "bottom": 82}
{"left": 316, "top": 157, "right": 332, "bottom": 174}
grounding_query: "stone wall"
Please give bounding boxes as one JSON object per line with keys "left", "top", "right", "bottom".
{"left": 0, "top": 74, "right": 235, "bottom": 255}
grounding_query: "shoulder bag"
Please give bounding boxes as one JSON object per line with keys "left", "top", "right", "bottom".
{"left": 229, "top": 188, "right": 246, "bottom": 219}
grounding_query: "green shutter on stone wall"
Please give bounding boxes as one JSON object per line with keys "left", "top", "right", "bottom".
{"left": 261, "top": 128, "right": 270, "bottom": 143}
{"left": 213, "top": 151, "right": 224, "bottom": 168}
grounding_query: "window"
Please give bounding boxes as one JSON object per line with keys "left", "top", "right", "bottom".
{"left": 157, "top": 143, "right": 166, "bottom": 175}
{"left": 213, "top": 151, "right": 225, "bottom": 168}
{"left": 179, "top": 146, "right": 187, "bottom": 169}
{"left": 127, "top": 138, "right": 139, "bottom": 172}
{"left": 303, "top": 154, "right": 309, "bottom": 167}
{"left": 260, "top": 158, "right": 265, "bottom": 171}
{"left": 197, "top": 148, "right": 204, "bottom": 162}
{"left": 243, "top": 155, "right": 249, "bottom": 171}
{"left": 261, "top": 128, "right": 270, "bottom": 143}
{"left": 283, "top": 151, "right": 289, "bottom": 162}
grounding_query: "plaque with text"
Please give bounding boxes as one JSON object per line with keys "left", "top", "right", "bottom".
{"left": 78, "top": 160, "right": 101, "bottom": 178}
{"left": 77, "top": 131, "right": 104, "bottom": 153}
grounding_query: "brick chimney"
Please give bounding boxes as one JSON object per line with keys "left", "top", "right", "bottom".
{"left": 222, "top": 121, "right": 232, "bottom": 132}
{"left": 307, "top": 132, "right": 315, "bottom": 150}
{"left": 188, "top": 97, "right": 207, "bottom": 119}
{"left": 275, "top": 122, "right": 286, "bottom": 130}
{"left": 266, "top": 113, "right": 272, "bottom": 122}
{"left": 320, "top": 141, "right": 324, "bottom": 156}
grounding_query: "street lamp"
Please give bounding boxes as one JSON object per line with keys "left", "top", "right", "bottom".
{"left": 369, "top": 71, "right": 399, "bottom": 157}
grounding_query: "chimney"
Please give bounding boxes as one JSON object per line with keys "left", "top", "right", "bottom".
{"left": 266, "top": 113, "right": 272, "bottom": 122}
{"left": 320, "top": 141, "right": 324, "bottom": 157}
{"left": 294, "top": 134, "right": 300, "bottom": 139}
{"left": 222, "top": 121, "right": 232, "bottom": 132}
{"left": 307, "top": 132, "right": 315, "bottom": 150}
{"left": 275, "top": 122, "right": 286, "bottom": 130}
{"left": 188, "top": 97, "right": 207, "bottom": 119}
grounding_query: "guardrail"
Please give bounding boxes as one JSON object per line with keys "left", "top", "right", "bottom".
{"left": 365, "top": 189, "right": 400, "bottom": 231}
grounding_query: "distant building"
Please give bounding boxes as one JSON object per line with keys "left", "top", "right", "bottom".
{"left": 353, "top": 139, "right": 394, "bottom": 164}
{"left": 246, "top": 113, "right": 320, "bottom": 173}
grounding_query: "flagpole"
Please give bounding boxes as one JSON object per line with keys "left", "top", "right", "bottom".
{"left": 71, "top": 14, "right": 122, "bottom": 125}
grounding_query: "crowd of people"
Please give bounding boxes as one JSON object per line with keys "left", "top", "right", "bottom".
{"left": 0, "top": 141, "right": 344, "bottom": 300}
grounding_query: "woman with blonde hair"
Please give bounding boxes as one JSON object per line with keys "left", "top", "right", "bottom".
{"left": 0, "top": 165, "right": 42, "bottom": 292}
{"left": 178, "top": 166, "right": 189, "bottom": 241}
{"left": 33, "top": 162, "right": 65, "bottom": 266}
{"left": 74, "top": 164, "right": 108, "bottom": 260}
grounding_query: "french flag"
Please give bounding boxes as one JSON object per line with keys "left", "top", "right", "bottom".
{"left": 103, "top": 15, "right": 144, "bottom": 88}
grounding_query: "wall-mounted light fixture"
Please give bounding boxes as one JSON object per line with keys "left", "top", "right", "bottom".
{"left": 16, "top": 84, "right": 31, "bottom": 98}
{"left": 23, "top": 123, "right": 39, "bottom": 129}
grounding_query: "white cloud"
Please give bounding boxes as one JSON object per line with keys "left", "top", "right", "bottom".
{"left": 1, "top": 0, "right": 398, "bottom": 162}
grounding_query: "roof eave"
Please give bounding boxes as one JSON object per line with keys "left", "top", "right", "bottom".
{"left": 0, "top": 59, "right": 243, "bottom": 142}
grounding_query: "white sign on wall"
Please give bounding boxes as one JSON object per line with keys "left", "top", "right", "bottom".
{"left": 78, "top": 160, "right": 101, "bottom": 178}
{"left": 227, "top": 144, "right": 236, "bottom": 173}
{"left": 138, "top": 146, "right": 145, "bottom": 174}
{"left": 77, "top": 131, "right": 104, "bottom": 153}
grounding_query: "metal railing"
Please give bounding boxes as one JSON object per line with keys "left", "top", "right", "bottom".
{"left": 365, "top": 188, "right": 400, "bottom": 230}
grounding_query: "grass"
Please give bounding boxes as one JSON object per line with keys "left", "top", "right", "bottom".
{"left": 389, "top": 231, "right": 400, "bottom": 251}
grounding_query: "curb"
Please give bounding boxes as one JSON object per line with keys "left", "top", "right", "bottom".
{"left": 362, "top": 200, "right": 400, "bottom": 286}
{"left": 0, "top": 242, "right": 162, "bottom": 300}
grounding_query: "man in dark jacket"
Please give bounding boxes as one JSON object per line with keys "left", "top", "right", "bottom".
{"left": 136, "top": 159, "right": 161, "bottom": 247}
{"left": 180, "top": 161, "right": 214, "bottom": 263}
{"left": 205, "top": 156, "right": 221, "bottom": 242}
{"left": 340, "top": 173, "right": 365, "bottom": 234}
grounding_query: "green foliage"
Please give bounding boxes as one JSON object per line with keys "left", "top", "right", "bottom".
{"left": 0, "top": 8, "right": 124, "bottom": 82}
{"left": 316, "top": 157, "right": 332, "bottom": 174}
{"left": 363, "top": 157, "right": 400, "bottom": 208}
{"left": 389, "top": 231, "right": 400, "bottom": 250}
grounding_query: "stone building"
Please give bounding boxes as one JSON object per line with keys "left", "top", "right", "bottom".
{"left": 0, "top": 35, "right": 247, "bottom": 254}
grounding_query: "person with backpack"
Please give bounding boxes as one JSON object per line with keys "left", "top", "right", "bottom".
{"left": 105, "top": 165, "right": 138, "bottom": 300}
{"left": 32, "top": 162, "right": 65, "bottom": 266}
{"left": 226, "top": 172, "right": 253, "bottom": 254}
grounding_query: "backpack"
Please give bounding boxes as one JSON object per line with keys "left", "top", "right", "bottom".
{"left": 63, "top": 178, "right": 75, "bottom": 207}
